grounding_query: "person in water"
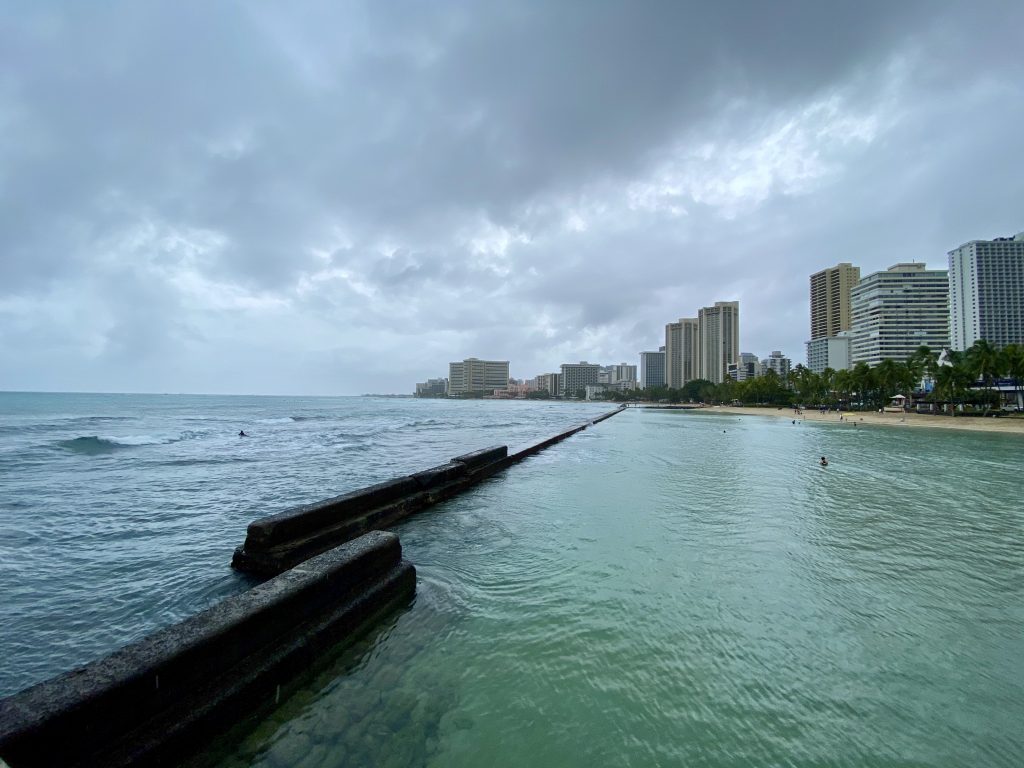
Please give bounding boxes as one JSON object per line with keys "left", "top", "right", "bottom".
{"left": 239, "top": 430, "right": 247, "bottom": 437}
{"left": 820, "top": 456, "right": 828, "bottom": 466}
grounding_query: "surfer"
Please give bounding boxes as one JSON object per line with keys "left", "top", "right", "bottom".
{"left": 239, "top": 430, "right": 248, "bottom": 437}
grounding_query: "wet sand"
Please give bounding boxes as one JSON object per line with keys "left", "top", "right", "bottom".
{"left": 688, "top": 405, "right": 1024, "bottom": 435}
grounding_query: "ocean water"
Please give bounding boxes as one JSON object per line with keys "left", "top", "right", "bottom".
{"left": 203, "top": 407, "right": 1023, "bottom": 768}
{"left": 3, "top": 397, "right": 1022, "bottom": 767}
{"left": 0, "top": 392, "right": 611, "bottom": 696}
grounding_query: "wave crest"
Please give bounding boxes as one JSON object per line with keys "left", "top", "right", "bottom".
{"left": 58, "top": 436, "right": 133, "bottom": 455}
{"left": 58, "top": 431, "right": 207, "bottom": 455}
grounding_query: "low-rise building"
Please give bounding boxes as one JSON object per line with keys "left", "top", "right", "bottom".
{"left": 533, "top": 372, "right": 561, "bottom": 397}
{"left": 762, "top": 350, "right": 791, "bottom": 379}
{"left": 727, "top": 352, "right": 763, "bottom": 381}
{"left": 414, "top": 378, "right": 448, "bottom": 397}
{"left": 805, "top": 333, "right": 852, "bottom": 374}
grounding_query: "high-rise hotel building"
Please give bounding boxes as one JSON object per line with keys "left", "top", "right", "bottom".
{"left": 810, "top": 263, "right": 860, "bottom": 340}
{"left": 559, "top": 362, "right": 601, "bottom": 397}
{"left": 948, "top": 232, "right": 1024, "bottom": 350}
{"left": 639, "top": 348, "right": 666, "bottom": 389}
{"left": 850, "top": 264, "right": 949, "bottom": 367}
{"left": 697, "top": 301, "right": 739, "bottom": 384}
{"left": 664, "top": 318, "right": 699, "bottom": 388}
{"left": 806, "top": 262, "right": 859, "bottom": 374}
{"left": 664, "top": 303, "right": 739, "bottom": 386}
{"left": 448, "top": 358, "right": 510, "bottom": 395}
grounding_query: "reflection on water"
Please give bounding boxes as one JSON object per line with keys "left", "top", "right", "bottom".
{"left": 198, "top": 410, "right": 1023, "bottom": 768}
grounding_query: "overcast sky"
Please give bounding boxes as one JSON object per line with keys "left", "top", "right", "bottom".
{"left": 2, "top": 2, "right": 1022, "bottom": 395}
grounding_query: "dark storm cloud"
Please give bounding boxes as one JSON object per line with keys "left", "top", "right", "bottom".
{"left": 1, "top": 1, "right": 1022, "bottom": 393}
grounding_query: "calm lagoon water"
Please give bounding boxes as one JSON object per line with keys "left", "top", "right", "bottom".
{"left": 2, "top": 396, "right": 1022, "bottom": 767}
{"left": 210, "top": 407, "right": 1021, "bottom": 768}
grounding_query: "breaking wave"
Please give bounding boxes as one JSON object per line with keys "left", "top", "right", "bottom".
{"left": 57, "top": 431, "right": 207, "bottom": 455}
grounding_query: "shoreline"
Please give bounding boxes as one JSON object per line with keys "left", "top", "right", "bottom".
{"left": 659, "top": 404, "right": 1024, "bottom": 435}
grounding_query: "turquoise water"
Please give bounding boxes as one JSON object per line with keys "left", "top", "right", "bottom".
{"left": 207, "top": 408, "right": 1023, "bottom": 768}
{"left": 0, "top": 393, "right": 610, "bottom": 695}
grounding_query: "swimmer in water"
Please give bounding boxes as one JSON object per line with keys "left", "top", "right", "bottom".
{"left": 819, "top": 456, "right": 828, "bottom": 466}
{"left": 239, "top": 430, "right": 247, "bottom": 437}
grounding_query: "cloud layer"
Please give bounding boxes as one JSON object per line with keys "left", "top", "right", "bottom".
{"left": 2, "top": 1, "right": 1023, "bottom": 394}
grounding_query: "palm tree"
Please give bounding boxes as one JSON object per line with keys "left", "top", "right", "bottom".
{"left": 852, "top": 362, "right": 875, "bottom": 408}
{"left": 933, "top": 350, "right": 971, "bottom": 415}
{"left": 834, "top": 369, "right": 853, "bottom": 406}
{"left": 874, "top": 359, "right": 902, "bottom": 409}
{"left": 966, "top": 339, "right": 1003, "bottom": 412}
{"left": 1002, "top": 343, "right": 1024, "bottom": 411}
{"left": 906, "top": 346, "right": 936, "bottom": 395}
{"left": 820, "top": 367, "right": 836, "bottom": 405}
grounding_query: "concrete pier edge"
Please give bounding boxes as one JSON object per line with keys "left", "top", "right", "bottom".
{"left": 0, "top": 531, "right": 416, "bottom": 768}
{"left": 232, "top": 405, "right": 626, "bottom": 576}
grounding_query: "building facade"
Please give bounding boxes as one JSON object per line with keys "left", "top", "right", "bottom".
{"left": 810, "top": 263, "right": 860, "bottom": 340}
{"left": 606, "top": 363, "right": 637, "bottom": 386}
{"left": 948, "top": 232, "right": 1024, "bottom": 350}
{"left": 850, "top": 264, "right": 950, "bottom": 367}
{"left": 728, "top": 352, "right": 762, "bottom": 381}
{"left": 698, "top": 301, "right": 739, "bottom": 384}
{"left": 448, "top": 358, "right": 510, "bottom": 396}
{"left": 533, "top": 372, "right": 561, "bottom": 396}
{"left": 805, "top": 333, "right": 851, "bottom": 374}
{"left": 762, "top": 350, "right": 791, "bottom": 379}
{"left": 559, "top": 362, "right": 601, "bottom": 397}
{"left": 639, "top": 349, "right": 666, "bottom": 389}
{"left": 414, "top": 378, "right": 448, "bottom": 397}
{"left": 664, "top": 318, "right": 699, "bottom": 388}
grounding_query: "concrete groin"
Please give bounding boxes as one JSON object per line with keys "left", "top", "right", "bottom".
{"left": 0, "top": 405, "right": 625, "bottom": 767}
{"left": 232, "top": 405, "right": 625, "bottom": 577}
{"left": 0, "top": 531, "right": 415, "bottom": 768}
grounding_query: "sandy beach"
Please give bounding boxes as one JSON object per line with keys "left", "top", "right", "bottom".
{"left": 660, "top": 404, "right": 1024, "bottom": 435}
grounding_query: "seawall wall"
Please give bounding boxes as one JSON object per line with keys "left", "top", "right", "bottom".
{"left": 0, "top": 531, "right": 415, "bottom": 768}
{"left": 232, "top": 405, "right": 625, "bottom": 576}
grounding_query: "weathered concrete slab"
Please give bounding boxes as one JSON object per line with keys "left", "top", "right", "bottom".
{"left": 244, "top": 477, "right": 421, "bottom": 548}
{"left": 410, "top": 461, "right": 467, "bottom": 490}
{"left": 233, "top": 407, "right": 625, "bottom": 577}
{"left": 451, "top": 445, "right": 508, "bottom": 471}
{"left": 0, "top": 531, "right": 415, "bottom": 768}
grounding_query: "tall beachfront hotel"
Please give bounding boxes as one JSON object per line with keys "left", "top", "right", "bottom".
{"left": 559, "top": 362, "right": 601, "bottom": 397}
{"left": 948, "top": 232, "right": 1024, "bottom": 350}
{"left": 448, "top": 358, "right": 510, "bottom": 395}
{"left": 850, "top": 264, "right": 949, "bottom": 367}
{"left": 810, "top": 263, "right": 860, "bottom": 339}
{"left": 698, "top": 301, "right": 740, "bottom": 384}
{"left": 664, "top": 318, "right": 699, "bottom": 388}
{"left": 664, "top": 303, "right": 739, "bottom": 386}
{"left": 639, "top": 349, "right": 666, "bottom": 389}
{"left": 806, "top": 262, "right": 859, "bottom": 374}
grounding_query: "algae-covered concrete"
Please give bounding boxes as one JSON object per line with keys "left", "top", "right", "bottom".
{"left": 0, "top": 531, "right": 415, "bottom": 768}
{"left": 233, "top": 406, "right": 625, "bottom": 576}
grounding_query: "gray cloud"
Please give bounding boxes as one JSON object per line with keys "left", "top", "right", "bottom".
{"left": 1, "top": 1, "right": 1022, "bottom": 394}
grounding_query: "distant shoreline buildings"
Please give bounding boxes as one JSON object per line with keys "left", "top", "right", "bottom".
{"left": 414, "top": 229, "right": 1023, "bottom": 398}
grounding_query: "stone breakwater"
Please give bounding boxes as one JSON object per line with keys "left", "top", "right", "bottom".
{"left": 0, "top": 405, "right": 625, "bottom": 767}
{"left": 0, "top": 532, "right": 415, "bottom": 768}
{"left": 232, "top": 406, "right": 627, "bottom": 577}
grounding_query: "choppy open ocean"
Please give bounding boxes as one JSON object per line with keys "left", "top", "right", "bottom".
{"left": 0, "top": 392, "right": 610, "bottom": 697}
{"left": 2, "top": 393, "right": 1023, "bottom": 767}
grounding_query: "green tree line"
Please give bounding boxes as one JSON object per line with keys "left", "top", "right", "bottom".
{"left": 594, "top": 341, "right": 1024, "bottom": 413}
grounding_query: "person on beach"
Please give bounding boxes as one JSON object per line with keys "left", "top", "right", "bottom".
{"left": 820, "top": 456, "right": 828, "bottom": 466}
